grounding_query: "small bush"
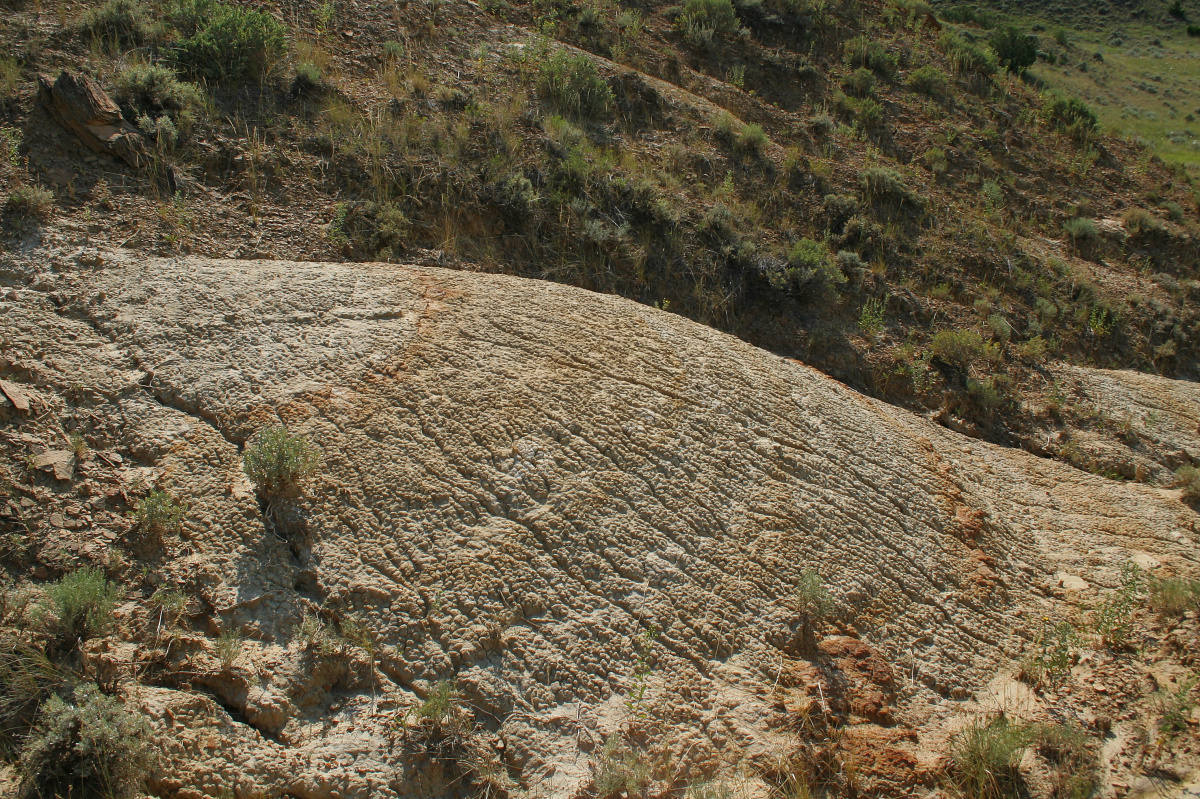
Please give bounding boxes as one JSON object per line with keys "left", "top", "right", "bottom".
{"left": 6, "top": 185, "right": 54, "bottom": 221}
{"left": 677, "top": 0, "right": 740, "bottom": 45}
{"left": 967, "top": 376, "right": 1007, "bottom": 414}
{"left": 989, "top": 26, "right": 1038, "bottom": 74}
{"left": 0, "top": 56, "right": 20, "bottom": 98}
{"left": 1147, "top": 574, "right": 1200, "bottom": 616}
{"left": 794, "top": 569, "right": 832, "bottom": 621}
{"left": 79, "top": 0, "right": 156, "bottom": 45}
{"left": 908, "top": 64, "right": 948, "bottom": 96}
{"left": 860, "top": 296, "right": 886, "bottom": 340}
{"left": 538, "top": 50, "right": 614, "bottom": 118}
{"left": 20, "top": 684, "right": 152, "bottom": 799}
{"left": 856, "top": 98, "right": 884, "bottom": 131}
{"left": 133, "top": 490, "right": 187, "bottom": 536}
{"left": 843, "top": 35, "right": 897, "bottom": 78}
{"left": 41, "top": 568, "right": 120, "bottom": 642}
{"left": 986, "top": 314, "right": 1012, "bottom": 342}
{"left": 171, "top": 0, "right": 287, "bottom": 82}
{"left": 940, "top": 32, "right": 998, "bottom": 76}
{"left": 930, "top": 329, "right": 985, "bottom": 367}
{"left": 1188, "top": 23, "right": 1200, "bottom": 35}
{"left": 242, "top": 426, "right": 320, "bottom": 500}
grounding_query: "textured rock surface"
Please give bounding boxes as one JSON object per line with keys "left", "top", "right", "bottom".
{"left": 1, "top": 250, "right": 1197, "bottom": 797}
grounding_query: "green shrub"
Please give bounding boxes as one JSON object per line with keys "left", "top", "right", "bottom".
{"left": 1015, "top": 335, "right": 1048, "bottom": 359}
{"left": 171, "top": 0, "right": 287, "bottom": 82}
{"left": 735, "top": 123, "right": 769, "bottom": 154}
{"left": 986, "top": 314, "right": 1011, "bottom": 341}
{"left": 242, "top": 426, "right": 320, "bottom": 500}
{"left": 6, "top": 185, "right": 54, "bottom": 221}
{"left": 1188, "top": 23, "right": 1200, "bottom": 35}
{"left": 989, "top": 26, "right": 1038, "bottom": 74}
{"left": 843, "top": 35, "right": 897, "bottom": 78}
{"left": 114, "top": 63, "right": 203, "bottom": 127}
{"left": 676, "top": 0, "right": 740, "bottom": 45}
{"left": 860, "top": 167, "right": 921, "bottom": 210}
{"left": 938, "top": 4, "right": 994, "bottom": 26}
{"left": 1153, "top": 676, "right": 1197, "bottom": 742}
{"left": 1063, "top": 216, "right": 1099, "bottom": 245}
{"left": 20, "top": 684, "right": 152, "bottom": 799}
{"left": 1042, "top": 94, "right": 1098, "bottom": 139}
{"left": 860, "top": 296, "right": 886, "bottom": 340}
{"left": 538, "top": 50, "right": 614, "bottom": 118}
{"left": 967, "top": 375, "right": 1007, "bottom": 414}
{"left": 133, "top": 490, "right": 187, "bottom": 536}
{"left": 782, "top": 238, "right": 844, "bottom": 289}
{"left": 79, "top": 0, "right": 157, "bottom": 45}
{"left": 843, "top": 67, "right": 875, "bottom": 97}
{"left": 940, "top": 32, "right": 998, "bottom": 76}
{"left": 908, "top": 64, "right": 948, "bottom": 96}
{"left": 930, "top": 329, "right": 985, "bottom": 367}
{"left": 1147, "top": 574, "right": 1200, "bottom": 616}
{"left": 856, "top": 98, "right": 884, "bottom": 131}
{"left": 41, "top": 568, "right": 120, "bottom": 642}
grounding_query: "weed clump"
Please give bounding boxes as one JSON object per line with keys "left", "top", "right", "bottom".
{"left": 677, "top": 0, "right": 740, "bottom": 46}
{"left": 133, "top": 490, "right": 187, "bottom": 537}
{"left": 40, "top": 568, "right": 120, "bottom": 643}
{"left": 79, "top": 0, "right": 158, "bottom": 46}
{"left": 950, "top": 717, "right": 1026, "bottom": 799}
{"left": 593, "top": 733, "right": 651, "bottom": 798}
{"left": 1042, "top": 94, "right": 1098, "bottom": 140}
{"left": 939, "top": 32, "right": 998, "bottom": 76}
{"left": 113, "top": 63, "right": 204, "bottom": 129}
{"left": 538, "top": 50, "right": 614, "bottom": 118}
{"left": 843, "top": 35, "right": 897, "bottom": 78}
{"left": 171, "top": 0, "right": 287, "bottom": 82}
{"left": 6, "top": 185, "right": 54, "bottom": 221}
{"left": 242, "top": 426, "right": 320, "bottom": 501}
{"left": 1147, "top": 572, "right": 1200, "bottom": 616}
{"left": 929, "top": 329, "right": 986, "bottom": 367}
{"left": 860, "top": 167, "right": 922, "bottom": 212}
{"left": 908, "top": 64, "right": 948, "bottom": 96}
{"left": 19, "top": 683, "right": 152, "bottom": 799}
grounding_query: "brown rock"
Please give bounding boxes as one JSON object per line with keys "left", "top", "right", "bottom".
{"left": 0, "top": 380, "right": 30, "bottom": 414}
{"left": 37, "top": 70, "right": 149, "bottom": 169}
{"left": 31, "top": 450, "right": 75, "bottom": 481}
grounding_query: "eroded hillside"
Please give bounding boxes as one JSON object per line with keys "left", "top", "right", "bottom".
{"left": 0, "top": 248, "right": 1197, "bottom": 797}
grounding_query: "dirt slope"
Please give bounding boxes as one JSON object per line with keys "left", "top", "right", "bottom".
{"left": 1, "top": 247, "right": 1197, "bottom": 797}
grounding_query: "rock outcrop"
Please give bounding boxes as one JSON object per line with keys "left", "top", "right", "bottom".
{"left": 0, "top": 250, "right": 1196, "bottom": 797}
